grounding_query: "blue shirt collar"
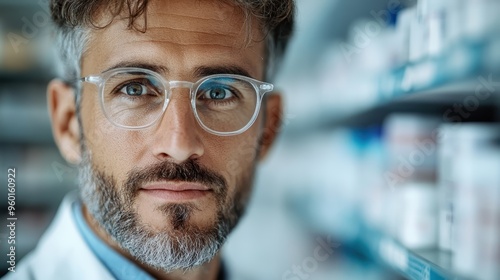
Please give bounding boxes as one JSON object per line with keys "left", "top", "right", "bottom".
{"left": 72, "top": 200, "right": 155, "bottom": 280}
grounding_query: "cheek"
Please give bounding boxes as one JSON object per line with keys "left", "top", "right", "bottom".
{"left": 217, "top": 136, "right": 259, "bottom": 216}
{"left": 80, "top": 88, "right": 105, "bottom": 152}
{"left": 80, "top": 91, "right": 147, "bottom": 181}
{"left": 91, "top": 130, "right": 148, "bottom": 185}
{"left": 211, "top": 128, "right": 261, "bottom": 189}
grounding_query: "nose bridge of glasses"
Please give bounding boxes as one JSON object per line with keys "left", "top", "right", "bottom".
{"left": 166, "top": 81, "right": 196, "bottom": 101}
{"left": 163, "top": 81, "right": 195, "bottom": 112}
{"left": 168, "top": 81, "right": 194, "bottom": 90}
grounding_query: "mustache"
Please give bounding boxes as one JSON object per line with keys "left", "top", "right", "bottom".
{"left": 123, "top": 159, "right": 228, "bottom": 197}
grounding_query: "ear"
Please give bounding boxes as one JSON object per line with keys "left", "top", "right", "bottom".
{"left": 258, "top": 93, "right": 283, "bottom": 161}
{"left": 47, "top": 79, "right": 82, "bottom": 164}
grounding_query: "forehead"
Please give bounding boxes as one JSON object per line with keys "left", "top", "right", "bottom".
{"left": 82, "top": 0, "right": 266, "bottom": 79}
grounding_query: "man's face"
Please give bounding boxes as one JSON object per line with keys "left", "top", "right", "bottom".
{"left": 74, "top": 0, "right": 269, "bottom": 271}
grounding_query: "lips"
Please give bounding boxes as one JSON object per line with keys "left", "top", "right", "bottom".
{"left": 139, "top": 182, "right": 212, "bottom": 201}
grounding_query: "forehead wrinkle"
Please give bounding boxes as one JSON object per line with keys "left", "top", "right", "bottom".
{"left": 116, "top": 38, "right": 242, "bottom": 49}
{"left": 93, "top": 0, "right": 261, "bottom": 50}
{"left": 93, "top": 41, "right": 261, "bottom": 78}
{"left": 86, "top": 34, "right": 264, "bottom": 78}
{"left": 147, "top": 40, "right": 239, "bottom": 48}
{"left": 150, "top": 12, "right": 243, "bottom": 30}
{"left": 84, "top": 0, "right": 266, "bottom": 80}
{"left": 93, "top": 27, "right": 246, "bottom": 54}
{"left": 144, "top": 14, "right": 246, "bottom": 41}
{"left": 147, "top": 0, "right": 240, "bottom": 21}
{"left": 146, "top": 26, "right": 239, "bottom": 37}
{"left": 143, "top": 27, "right": 242, "bottom": 46}
{"left": 121, "top": 26, "right": 250, "bottom": 49}
{"left": 154, "top": 12, "right": 236, "bottom": 21}
{"left": 110, "top": 39, "right": 243, "bottom": 53}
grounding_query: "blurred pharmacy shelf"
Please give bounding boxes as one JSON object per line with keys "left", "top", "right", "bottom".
{"left": 280, "top": 1, "right": 500, "bottom": 280}
{"left": 278, "top": 0, "right": 397, "bottom": 80}
{"left": 0, "top": 70, "right": 53, "bottom": 85}
{"left": 292, "top": 189, "right": 468, "bottom": 280}
{"left": 291, "top": 197, "right": 463, "bottom": 280}
{"left": 0, "top": 85, "right": 54, "bottom": 145}
{"left": 0, "top": 1, "right": 70, "bottom": 275}
{"left": 0, "top": 0, "right": 42, "bottom": 7}
{"left": 331, "top": 78, "right": 499, "bottom": 128}
{"left": 358, "top": 226, "right": 462, "bottom": 280}
{"left": 283, "top": 39, "right": 500, "bottom": 134}
{"left": 1, "top": 0, "right": 499, "bottom": 279}
{"left": 328, "top": 37, "right": 500, "bottom": 128}
{"left": 0, "top": 145, "right": 78, "bottom": 207}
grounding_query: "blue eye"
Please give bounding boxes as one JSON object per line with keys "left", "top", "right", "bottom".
{"left": 205, "top": 87, "right": 233, "bottom": 100}
{"left": 120, "top": 82, "right": 147, "bottom": 96}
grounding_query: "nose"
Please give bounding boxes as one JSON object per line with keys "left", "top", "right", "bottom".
{"left": 151, "top": 88, "right": 204, "bottom": 163}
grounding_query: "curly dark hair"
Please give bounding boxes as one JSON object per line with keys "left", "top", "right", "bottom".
{"left": 50, "top": 0, "right": 295, "bottom": 81}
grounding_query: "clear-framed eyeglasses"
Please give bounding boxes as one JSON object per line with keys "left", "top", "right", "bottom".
{"left": 77, "top": 67, "right": 274, "bottom": 136}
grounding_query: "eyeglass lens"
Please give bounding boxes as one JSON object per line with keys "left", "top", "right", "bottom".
{"left": 101, "top": 70, "right": 258, "bottom": 133}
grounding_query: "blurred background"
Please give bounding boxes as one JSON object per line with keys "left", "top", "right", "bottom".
{"left": 1, "top": 0, "right": 500, "bottom": 279}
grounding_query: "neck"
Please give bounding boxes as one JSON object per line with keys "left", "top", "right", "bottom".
{"left": 81, "top": 205, "right": 222, "bottom": 280}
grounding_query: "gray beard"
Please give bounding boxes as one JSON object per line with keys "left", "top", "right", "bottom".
{"left": 77, "top": 151, "right": 247, "bottom": 272}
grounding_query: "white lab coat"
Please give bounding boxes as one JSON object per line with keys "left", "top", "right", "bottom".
{"left": 2, "top": 192, "right": 115, "bottom": 280}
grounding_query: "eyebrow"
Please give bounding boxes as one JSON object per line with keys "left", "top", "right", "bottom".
{"left": 103, "top": 62, "right": 169, "bottom": 75}
{"left": 193, "top": 66, "right": 251, "bottom": 78}
{"left": 103, "top": 62, "right": 252, "bottom": 79}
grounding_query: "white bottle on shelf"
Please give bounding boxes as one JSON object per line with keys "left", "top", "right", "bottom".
{"left": 443, "top": 0, "right": 466, "bottom": 47}
{"left": 383, "top": 114, "right": 441, "bottom": 248}
{"left": 395, "top": 7, "right": 415, "bottom": 66}
{"left": 409, "top": 6, "right": 427, "bottom": 63}
{"left": 477, "top": 150, "right": 500, "bottom": 280}
{"left": 398, "top": 182, "right": 439, "bottom": 248}
{"left": 463, "top": 0, "right": 500, "bottom": 42}
{"left": 437, "top": 124, "right": 457, "bottom": 252}
{"left": 427, "top": 0, "right": 448, "bottom": 57}
{"left": 452, "top": 124, "right": 500, "bottom": 280}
